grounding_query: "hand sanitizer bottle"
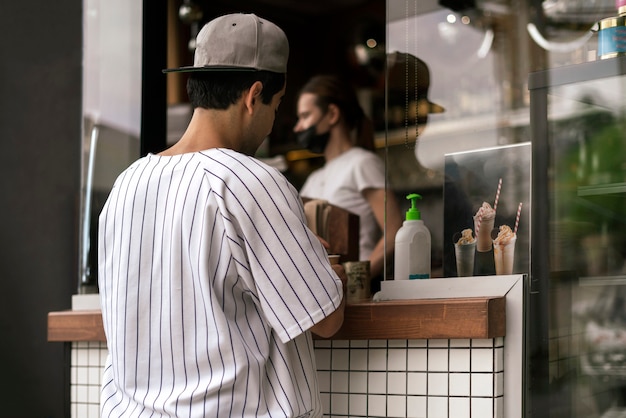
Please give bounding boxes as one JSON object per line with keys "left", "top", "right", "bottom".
{"left": 394, "top": 193, "right": 431, "bottom": 280}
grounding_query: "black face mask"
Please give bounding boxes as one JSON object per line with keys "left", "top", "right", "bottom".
{"left": 296, "top": 124, "right": 330, "bottom": 154}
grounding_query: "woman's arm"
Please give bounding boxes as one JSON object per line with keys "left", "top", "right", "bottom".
{"left": 363, "top": 187, "right": 403, "bottom": 279}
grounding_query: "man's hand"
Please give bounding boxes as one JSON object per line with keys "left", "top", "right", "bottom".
{"left": 310, "top": 260, "right": 347, "bottom": 339}
{"left": 331, "top": 263, "right": 348, "bottom": 295}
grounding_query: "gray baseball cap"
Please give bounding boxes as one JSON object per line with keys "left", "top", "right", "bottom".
{"left": 163, "top": 13, "right": 289, "bottom": 74}
{"left": 387, "top": 51, "right": 444, "bottom": 114}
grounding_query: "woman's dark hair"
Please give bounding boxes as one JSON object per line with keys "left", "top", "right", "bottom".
{"left": 299, "top": 74, "right": 375, "bottom": 151}
{"left": 187, "top": 71, "right": 285, "bottom": 110}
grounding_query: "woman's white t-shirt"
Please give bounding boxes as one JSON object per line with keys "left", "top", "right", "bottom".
{"left": 300, "top": 147, "right": 385, "bottom": 260}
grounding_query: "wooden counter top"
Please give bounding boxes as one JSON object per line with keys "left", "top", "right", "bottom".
{"left": 48, "top": 309, "right": 104, "bottom": 342}
{"left": 48, "top": 296, "right": 505, "bottom": 342}
{"left": 329, "top": 296, "right": 504, "bottom": 340}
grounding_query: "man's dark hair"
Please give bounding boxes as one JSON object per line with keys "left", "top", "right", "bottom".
{"left": 187, "top": 71, "right": 286, "bottom": 109}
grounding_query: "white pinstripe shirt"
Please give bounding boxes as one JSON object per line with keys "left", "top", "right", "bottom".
{"left": 98, "top": 149, "right": 343, "bottom": 417}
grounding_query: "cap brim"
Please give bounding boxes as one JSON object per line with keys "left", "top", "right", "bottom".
{"left": 162, "top": 65, "right": 259, "bottom": 74}
{"left": 428, "top": 102, "right": 445, "bottom": 114}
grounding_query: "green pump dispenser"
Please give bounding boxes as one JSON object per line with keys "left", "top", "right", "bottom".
{"left": 404, "top": 193, "right": 422, "bottom": 221}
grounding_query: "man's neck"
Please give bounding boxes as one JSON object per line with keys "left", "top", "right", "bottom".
{"left": 160, "top": 108, "right": 238, "bottom": 156}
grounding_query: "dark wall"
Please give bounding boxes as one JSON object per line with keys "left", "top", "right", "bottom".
{"left": 0, "top": 0, "right": 81, "bottom": 416}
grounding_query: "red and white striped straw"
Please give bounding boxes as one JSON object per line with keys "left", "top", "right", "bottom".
{"left": 514, "top": 202, "right": 523, "bottom": 234}
{"left": 493, "top": 178, "right": 502, "bottom": 211}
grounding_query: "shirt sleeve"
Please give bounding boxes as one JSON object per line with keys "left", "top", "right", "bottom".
{"left": 352, "top": 150, "right": 386, "bottom": 192}
{"left": 223, "top": 155, "right": 344, "bottom": 344}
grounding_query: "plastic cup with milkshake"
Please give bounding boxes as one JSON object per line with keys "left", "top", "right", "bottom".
{"left": 474, "top": 202, "right": 496, "bottom": 252}
{"left": 454, "top": 228, "right": 476, "bottom": 277}
{"left": 492, "top": 225, "right": 516, "bottom": 275}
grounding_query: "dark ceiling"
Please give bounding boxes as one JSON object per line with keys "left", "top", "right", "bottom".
{"left": 243, "top": 0, "right": 373, "bottom": 15}
{"left": 206, "top": 0, "right": 376, "bottom": 19}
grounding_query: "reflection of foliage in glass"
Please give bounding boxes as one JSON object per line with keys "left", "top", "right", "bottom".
{"left": 553, "top": 106, "right": 626, "bottom": 260}
{"left": 559, "top": 110, "right": 623, "bottom": 181}
{"left": 556, "top": 108, "right": 616, "bottom": 189}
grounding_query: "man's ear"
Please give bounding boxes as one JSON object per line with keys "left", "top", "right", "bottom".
{"left": 244, "top": 81, "right": 264, "bottom": 113}
{"left": 327, "top": 103, "right": 341, "bottom": 125}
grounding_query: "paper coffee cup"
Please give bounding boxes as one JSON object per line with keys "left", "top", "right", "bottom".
{"left": 328, "top": 254, "right": 341, "bottom": 265}
{"left": 343, "top": 261, "right": 371, "bottom": 303}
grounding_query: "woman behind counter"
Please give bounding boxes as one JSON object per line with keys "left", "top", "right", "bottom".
{"left": 293, "top": 74, "right": 403, "bottom": 291}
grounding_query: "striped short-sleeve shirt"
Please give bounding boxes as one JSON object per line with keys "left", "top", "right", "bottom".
{"left": 98, "top": 148, "right": 343, "bottom": 417}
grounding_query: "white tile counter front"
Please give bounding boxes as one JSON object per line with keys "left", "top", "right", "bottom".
{"left": 314, "top": 337, "right": 505, "bottom": 418}
{"left": 56, "top": 275, "right": 524, "bottom": 418}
